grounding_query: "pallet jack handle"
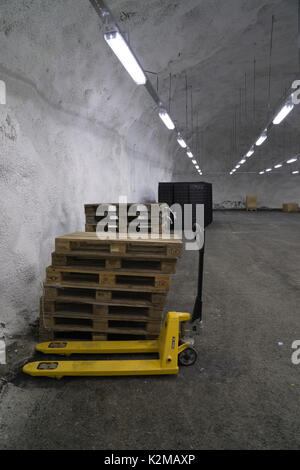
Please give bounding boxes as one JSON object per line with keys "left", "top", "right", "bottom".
{"left": 192, "top": 227, "right": 205, "bottom": 323}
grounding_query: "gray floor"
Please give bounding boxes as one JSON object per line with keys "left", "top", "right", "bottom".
{"left": 0, "top": 211, "right": 300, "bottom": 450}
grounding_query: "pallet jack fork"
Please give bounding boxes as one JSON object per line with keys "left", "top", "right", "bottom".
{"left": 23, "top": 312, "right": 198, "bottom": 378}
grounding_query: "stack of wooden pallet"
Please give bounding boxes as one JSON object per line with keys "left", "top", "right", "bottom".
{"left": 39, "top": 232, "right": 182, "bottom": 341}
{"left": 84, "top": 203, "right": 168, "bottom": 233}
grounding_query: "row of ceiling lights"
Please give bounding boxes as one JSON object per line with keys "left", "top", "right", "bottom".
{"left": 258, "top": 155, "right": 299, "bottom": 175}
{"left": 230, "top": 90, "right": 297, "bottom": 175}
{"left": 103, "top": 17, "right": 202, "bottom": 176}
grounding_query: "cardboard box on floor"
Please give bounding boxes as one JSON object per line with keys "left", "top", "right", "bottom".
{"left": 282, "top": 203, "right": 299, "bottom": 213}
{"left": 246, "top": 195, "right": 257, "bottom": 211}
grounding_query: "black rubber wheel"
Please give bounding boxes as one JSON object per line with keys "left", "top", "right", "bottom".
{"left": 178, "top": 347, "right": 197, "bottom": 366}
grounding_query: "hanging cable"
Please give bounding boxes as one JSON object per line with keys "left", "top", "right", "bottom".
{"left": 267, "top": 15, "right": 275, "bottom": 113}
{"left": 253, "top": 57, "right": 256, "bottom": 122}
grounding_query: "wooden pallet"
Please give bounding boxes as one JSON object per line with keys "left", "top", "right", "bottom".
{"left": 43, "top": 285, "right": 167, "bottom": 307}
{"left": 46, "top": 267, "right": 171, "bottom": 291}
{"left": 40, "top": 313, "right": 162, "bottom": 335}
{"left": 85, "top": 224, "right": 165, "bottom": 234}
{"left": 84, "top": 203, "right": 165, "bottom": 217}
{"left": 39, "top": 327, "right": 158, "bottom": 342}
{"left": 51, "top": 252, "right": 177, "bottom": 274}
{"left": 85, "top": 214, "right": 162, "bottom": 224}
{"left": 55, "top": 232, "right": 182, "bottom": 259}
{"left": 42, "top": 298, "right": 164, "bottom": 320}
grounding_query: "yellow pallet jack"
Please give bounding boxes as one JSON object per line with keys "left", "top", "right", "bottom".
{"left": 23, "top": 312, "right": 197, "bottom": 378}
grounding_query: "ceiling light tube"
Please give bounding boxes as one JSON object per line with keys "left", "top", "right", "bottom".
{"left": 274, "top": 164, "right": 283, "bottom": 169}
{"left": 239, "top": 159, "right": 246, "bottom": 164}
{"left": 158, "top": 109, "right": 175, "bottom": 130}
{"left": 192, "top": 159, "right": 197, "bottom": 165}
{"left": 292, "top": 170, "right": 299, "bottom": 174}
{"left": 256, "top": 130, "right": 267, "bottom": 146}
{"left": 104, "top": 31, "right": 147, "bottom": 85}
{"left": 266, "top": 168, "right": 272, "bottom": 172}
{"left": 235, "top": 165, "right": 241, "bottom": 169}
{"left": 177, "top": 134, "right": 187, "bottom": 148}
{"left": 187, "top": 150, "right": 193, "bottom": 159}
{"left": 287, "top": 158, "right": 297, "bottom": 164}
{"left": 273, "top": 102, "right": 294, "bottom": 125}
{"left": 259, "top": 171, "right": 265, "bottom": 175}
{"left": 246, "top": 148, "right": 254, "bottom": 157}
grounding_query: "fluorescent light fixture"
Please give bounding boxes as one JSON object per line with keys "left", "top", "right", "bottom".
{"left": 259, "top": 171, "right": 265, "bottom": 175}
{"left": 104, "top": 31, "right": 147, "bottom": 85}
{"left": 235, "top": 165, "right": 241, "bottom": 169}
{"left": 273, "top": 103, "right": 294, "bottom": 125}
{"left": 177, "top": 134, "right": 187, "bottom": 148}
{"left": 256, "top": 130, "right": 267, "bottom": 146}
{"left": 195, "top": 165, "right": 199, "bottom": 169}
{"left": 266, "top": 168, "right": 272, "bottom": 172}
{"left": 287, "top": 158, "right": 297, "bottom": 164}
{"left": 292, "top": 170, "right": 299, "bottom": 174}
{"left": 246, "top": 148, "right": 254, "bottom": 157}
{"left": 232, "top": 169, "right": 236, "bottom": 173}
{"left": 158, "top": 109, "right": 175, "bottom": 130}
{"left": 187, "top": 150, "right": 193, "bottom": 159}
{"left": 274, "top": 164, "right": 283, "bottom": 169}
{"left": 192, "top": 159, "right": 197, "bottom": 164}
{"left": 239, "top": 159, "right": 246, "bottom": 164}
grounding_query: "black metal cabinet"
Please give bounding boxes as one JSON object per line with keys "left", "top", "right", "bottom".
{"left": 158, "top": 181, "right": 213, "bottom": 228}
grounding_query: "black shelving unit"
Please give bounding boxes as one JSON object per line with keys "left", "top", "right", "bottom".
{"left": 158, "top": 181, "right": 213, "bottom": 228}
{"left": 158, "top": 181, "right": 213, "bottom": 323}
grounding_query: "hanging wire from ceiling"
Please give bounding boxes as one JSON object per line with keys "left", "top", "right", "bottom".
{"left": 267, "top": 15, "right": 275, "bottom": 115}
{"left": 89, "top": 0, "right": 202, "bottom": 175}
{"left": 253, "top": 56, "right": 256, "bottom": 122}
{"left": 230, "top": 9, "right": 300, "bottom": 176}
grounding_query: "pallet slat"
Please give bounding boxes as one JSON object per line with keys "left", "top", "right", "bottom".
{"left": 55, "top": 232, "right": 182, "bottom": 259}
{"left": 85, "top": 215, "right": 162, "bottom": 224}
{"left": 84, "top": 203, "right": 166, "bottom": 216}
{"left": 43, "top": 285, "right": 167, "bottom": 307}
{"left": 51, "top": 253, "right": 177, "bottom": 274}
{"left": 85, "top": 224, "right": 165, "bottom": 234}
{"left": 39, "top": 327, "right": 159, "bottom": 342}
{"left": 40, "top": 314, "right": 162, "bottom": 335}
{"left": 42, "top": 298, "right": 164, "bottom": 320}
{"left": 46, "top": 267, "right": 171, "bottom": 291}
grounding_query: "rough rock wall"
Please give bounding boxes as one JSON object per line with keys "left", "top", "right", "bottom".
{"left": 0, "top": 0, "right": 173, "bottom": 336}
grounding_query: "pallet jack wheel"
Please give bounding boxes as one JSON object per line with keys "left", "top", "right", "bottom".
{"left": 178, "top": 347, "right": 197, "bottom": 366}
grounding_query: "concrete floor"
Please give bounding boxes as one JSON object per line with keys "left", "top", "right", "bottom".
{"left": 0, "top": 211, "right": 300, "bottom": 450}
